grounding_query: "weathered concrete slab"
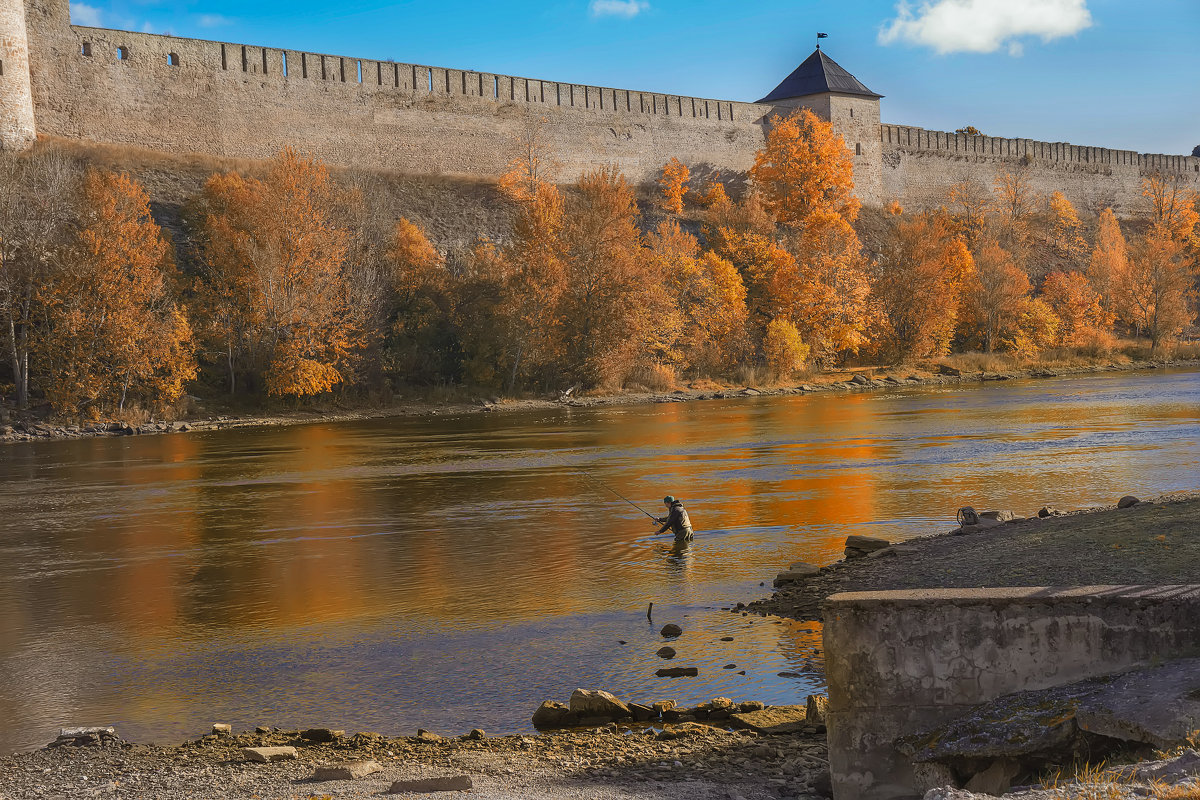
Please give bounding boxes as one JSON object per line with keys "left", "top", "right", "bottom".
{"left": 729, "top": 705, "right": 808, "bottom": 735}
{"left": 388, "top": 775, "right": 473, "bottom": 793}
{"left": 313, "top": 760, "right": 383, "bottom": 780}
{"left": 242, "top": 746, "right": 297, "bottom": 763}
{"left": 1076, "top": 658, "right": 1200, "bottom": 749}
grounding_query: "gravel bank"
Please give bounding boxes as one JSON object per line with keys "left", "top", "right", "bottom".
{"left": 750, "top": 492, "right": 1200, "bottom": 622}
{"left": 0, "top": 723, "right": 829, "bottom": 800}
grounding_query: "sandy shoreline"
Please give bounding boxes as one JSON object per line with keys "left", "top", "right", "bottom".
{"left": 2, "top": 357, "right": 1196, "bottom": 444}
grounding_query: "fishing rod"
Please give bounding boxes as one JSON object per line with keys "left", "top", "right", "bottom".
{"left": 573, "top": 468, "right": 660, "bottom": 522}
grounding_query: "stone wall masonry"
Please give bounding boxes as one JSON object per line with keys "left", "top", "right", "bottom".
{"left": 21, "top": 10, "right": 773, "bottom": 186}
{"left": 823, "top": 586, "right": 1200, "bottom": 800}
{"left": 0, "top": 0, "right": 37, "bottom": 149}
{"left": 881, "top": 123, "right": 1200, "bottom": 215}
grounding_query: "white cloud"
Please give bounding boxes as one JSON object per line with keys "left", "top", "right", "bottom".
{"left": 70, "top": 2, "right": 103, "bottom": 27}
{"left": 589, "top": 0, "right": 649, "bottom": 19}
{"left": 879, "top": 0, "right": 1092, "bottom": 55}
{"left": 196, "top": 14, "right": 234, "bottom": 28}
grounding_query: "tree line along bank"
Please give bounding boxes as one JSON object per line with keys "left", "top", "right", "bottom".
{"left": 0, "top": 109, "right": 1197, "bottom": 422}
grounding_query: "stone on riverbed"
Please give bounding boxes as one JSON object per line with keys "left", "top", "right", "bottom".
{"left": 629, "top": 703, "right": 656, "bottom": 722}
{"left": 656, "top": 667, "right": 699, "bottom": 678}
{"left": 301, "top": 727, "right": 343, "bottom": 742}
{"left": 313, "top": 760, "right": 383, "bottom": 781}
{"left": 730, "top": 705, "right": 809, "bottom": 735}
{"left": 660, "top": 623, "right": 683, "bottom": 637}
{"left": 532, "top": 701, "right": 572, "bottom": 729}
{"left": 845, "top": 535, "right": 891, "bottom": 560}
{"left": 51, "top": 727, "right": 121, "bottom": 747}
{"left": 806, "top": 694, "right": 829, "bottom": 726}
{"left": 211, "top": 723, "right": 231, "bottom": 737}
{"left": 242, "top": 746, "right": 297, "bottom": 763}
{"left": 1118, "top": 495, "right": 1141, "bottom": 509}
{"left": 657, "top": 646, "right": 676, "bottom": 659}
{"left": 569, "top": 688, "right": 631, "bottom": 719}
{"left": 388, "top": 775, "right": 473, "bottom": 793}
{"left": 775, "top": 562, "right": 820, "bottom": 585}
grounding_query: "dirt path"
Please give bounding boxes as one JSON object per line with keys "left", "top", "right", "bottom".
{"left": 749, "top": 493, "right": 1200, "bottom": 622}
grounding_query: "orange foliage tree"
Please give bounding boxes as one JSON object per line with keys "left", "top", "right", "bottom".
{"left": 658, "top": 157, "right": 690, "bottom": 215}
{"left": 750, "top": 108, "right": 860, "bottom": 228}
{"left": 194, "top": 148, "right": 361, "bottom": 398}
{"left": 1001, "top": 297, "right": 1060, "bottom": 360}
{"left": 964, "top": 240, "right": 1031, "bottom": 353}
{"left": 1048, "top": 191, "right": 1087, "bottom": 261}
{"left": 872, "top": 211, "right": 974, "bottom": 362}
{"left": 947, "top": 179, "right": 992, "bottom": 247}
{"left": 1142, "top": 173, "right": 1200, "bottom": 243}
{"left": 1117, "top": 224, "right": 1196, "bottom": 351}
{"left": 381, "top": 218, "right": 459, "bottom": 383}
{"left": 559, "top": 167, "right": 658, "bottom": 387}
{"left": 37, "top": 169, "right": 196, "bottom": 415}
{"left": 1041, "top": 270, "right": 1111, "bottom": 348}
{"left": 1087, "top": 208, "right": 1128, "bottom": 314}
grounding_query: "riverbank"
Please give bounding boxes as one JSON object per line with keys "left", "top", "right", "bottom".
{"left": 3, "top": 357, "right": 1196, "bottom": 444}
{"left": 748, "top": 491, "right": 1200, "bottom": 622}
{"left": 0, "top": 717, "right": 828, "bottom": 800}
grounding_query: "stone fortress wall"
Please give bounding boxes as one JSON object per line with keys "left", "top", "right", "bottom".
{"left": 5, "top": 0, "right": 1199, "bottom": 213}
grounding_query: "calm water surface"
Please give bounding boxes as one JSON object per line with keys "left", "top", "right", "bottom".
{"left": 0, "top": 370, "right": 1197, "bottom": 752}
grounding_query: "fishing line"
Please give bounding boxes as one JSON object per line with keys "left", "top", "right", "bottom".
{"left": 543, "top": 451, "right": 660, "bottom": 521}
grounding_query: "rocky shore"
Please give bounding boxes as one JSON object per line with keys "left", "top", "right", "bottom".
{"left": 2, "top": 358, "right": 1194, "bottom": 444}
{"left": 749, "top": 491, "right": 1200, "bottom": 622}
{"left": 0, "top": 707, "right": 830, "bottom": 800}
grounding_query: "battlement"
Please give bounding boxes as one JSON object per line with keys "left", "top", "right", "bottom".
{"left": 67, "top": 24, "right": 758, "bottom": 126}
{"left": 881, "top": 123, "right": 1199, "bottom": 176}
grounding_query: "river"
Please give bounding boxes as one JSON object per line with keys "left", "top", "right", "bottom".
{"left": 0, "top": 369, "right": 1197, "bottom": 753}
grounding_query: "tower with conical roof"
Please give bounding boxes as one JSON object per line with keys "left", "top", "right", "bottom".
{"left": 758, "top": 47, "right": 883, "bottom": 205}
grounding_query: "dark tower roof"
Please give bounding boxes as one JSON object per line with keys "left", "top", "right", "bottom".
{"left": 757, "top": 49, "right": 882, "bottom": 103}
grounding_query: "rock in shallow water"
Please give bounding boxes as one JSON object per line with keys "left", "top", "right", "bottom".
{"left": 569, "top": 688, "right": 631, "bottom": 719}
{"left": 660, "top": 623, "right": 683, "bottom": 637}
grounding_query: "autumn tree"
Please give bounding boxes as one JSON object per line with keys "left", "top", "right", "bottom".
{"left": 947, "top": 179, "right": 992, "bottom": 248}
{"left": 193, "top": 148, "right": 362, "bottom": 398}
{"left": 1048, "top": 191, "right": 1087, "bottom": 262}
{"left": 1142, "top": 172, "right": 1200, "bottom": 243}
{"left": 964, "top": 240, "right": 1030, "bottom": 353}
{"left": 1041, "top": 271, "right": 1111, "bottom": 348}
{"left": 647, "top": 221, "right": 748, "bottom": 373}
{"left": 0, "top": 148, "right": 80, "bottom": 408}
{"left": 750, "top": 108, "right": 860, "bottom": 229}
{"left": 763, "top": 318, "right": 809, "bottom": 378}
{"left": 658, "top": 157, "right": 690, "bottom": 215}
{"left": 380, "top": 218, "right": 460, "bottom": 383}
{"left": 1087, "top": 208, "right": 1128, "bottom": 315}
{"left": 872, "top": 211, "right": 974, "bottom": 362}
{"left": 698, "top": 180, "right": 730, "bottom": 210}
{"left": 498, "top": 116, "right": 556, "bottom": 204}
{"left": 1117, "top": 225, "right": 1196, "bottom": 351}
{"left": 559, "top": 167, "right": 658, "bottom": 387}
{"left": 1001, "top": 297, "right": 1060, "bottom": 360}
{"left": 37, "top": 169, "right": 196, "bottom": 415}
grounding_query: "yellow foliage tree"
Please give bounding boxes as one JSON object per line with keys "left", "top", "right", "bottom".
{"left": 38, "top": 169, "right": 196, "bottom": 415}
{"left": 1000, "top": 297, "right": 1060, "bottom": 360}
{"left": 964, "top": 240, "right": 1031, "bottom": 353}
{"left": 872, "top": 211, "right": 974, "bottom": 362}
{"left": 698, "top": 180, "right": 730, "bottom": 210}
{"left": 1117, "top": 224, "right": 1196, "bottom": 351}
{"left": 658, "top": 157, "right": 690, "bottom": 215}
{"left": 1041, "top": 270, "right": 1111, "bottom": 348}
{"left": 194, "top": 147, "right": 361, "bottom": 398}
{"left": 750, "top": 108, "right": 860, "bottom": 228}
{"left": 1087, "top": 208, "right": 1128, "bottom": 314}
{"left": 947, "top": 179, "right": 991, "bottom": 247}
{"left": 1142, "top": 173, "right": 1200, "bottom": 244}
{"left": 763, "top": 318, "right": 809, "bottom": 379}
{"left": 1048, "top": 191, "right": 1087, "bottom": 261}
{"left": 498, "top": 116, "right": 555, "bottom": 204}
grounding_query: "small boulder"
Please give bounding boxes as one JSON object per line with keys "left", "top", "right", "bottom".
{"left": 301, "top": 727, "right": 343, "bottom": 742}
{"left": 211, "top": 723, "right": 232, "bottom": 737}
{"left": 738, "top": 701, "right": 765, "bottom": 712}
{"left": 313, "top": 760, "right": 383, "bottom": 781}
{"left": 1038, "top": 506, "right": 1060, "bottom": 518}
{"left": 629, "top": 703, "right": 656, "bottom": 722}
{"left": 569, "top": 689, "right": 631, "bottom": 719}
{"left": 532, "top": 701, "right": 571, "bottom": 729}
{"left": 388, "top": 775, "right": 473, "bottom": 793}
{"left": 414, "top": 729, "right": 442, "bottom": 742}
{"left": 660, "top": 623, "right": 683, "bottom": 638}
{"left": 656, "top": 646, "right": 676, "bottom": 659}
{"left": 242, "top": 746, "right": 297, "bottom": 763}
{"left": 466, "top": 729, "right": 485, "bottom": 740}
{"left": 978, "top": 510, "right": 1015, "bottom": 522}
{"left": 1118, "top": 495, "right": 1140, "bottom": 509}
{"left": 656, "top": 667, "right": 699, "bottom": 678}
{"left": 652, "top": 700, "right": 676, "bottom": 713}
{"left": 850, "top": 374, "right": 871, "bottom": 386}
{"left": 845, "top": 535, "right": 890, "bottom": 560}
{"left": 806, "top": 694, "right": 829, "bottom": 725}
{"left": 774, "top": 562, "right": 820, "bottom": 586}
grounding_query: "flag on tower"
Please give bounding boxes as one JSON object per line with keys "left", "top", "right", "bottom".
{"left": 816, "top": 32, "right": 828, "bottom": 48}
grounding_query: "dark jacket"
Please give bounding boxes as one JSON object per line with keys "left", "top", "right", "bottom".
{"left": 658, "top": 501, "right": 693, "bottom": 539}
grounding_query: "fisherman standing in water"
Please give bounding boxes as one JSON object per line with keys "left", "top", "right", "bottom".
{"left": 654, "top": 496, "right": 694, "bottom": 542}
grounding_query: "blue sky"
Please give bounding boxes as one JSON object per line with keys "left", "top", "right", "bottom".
{"left": 70, "top": 0, "right": 1200, "bottom": 155}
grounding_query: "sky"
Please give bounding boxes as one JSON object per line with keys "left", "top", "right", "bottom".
{"left": 68, "top": 0, "right": 1200, "bottom": 155}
